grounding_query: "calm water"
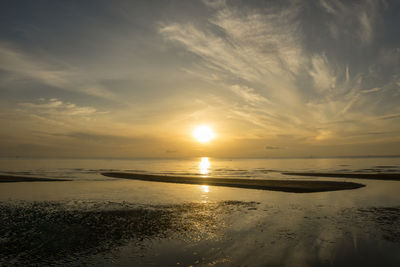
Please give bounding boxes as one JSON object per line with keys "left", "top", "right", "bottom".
{"left": 1, "top": 157, "right": 400, "bottom": 203}
{"left": 1, "top": 156, "right": 400, "bottom": 180}
{"left": 1, "top": 157, "right": 400, "bottom": 266}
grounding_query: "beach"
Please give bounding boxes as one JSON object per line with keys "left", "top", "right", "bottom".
{"left": 1, "top": 157, "right": 400, "bottom": 266}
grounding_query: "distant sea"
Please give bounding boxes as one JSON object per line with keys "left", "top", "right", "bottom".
{"left": 1, "top": 156, "right": 400, "bottom": 181}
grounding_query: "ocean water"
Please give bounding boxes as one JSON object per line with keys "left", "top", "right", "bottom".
{"left": 1, "top": 156, "right": 400, "bottom": 204}
{"left": 1, "top": 156, "right": 400, "bottom": 181}
{"left": 1, "top": 157, "right": 400, "bottom": 266}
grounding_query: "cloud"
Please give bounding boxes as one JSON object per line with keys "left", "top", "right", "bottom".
{"left": 314, "top": 129, "right": 333, "bottom": 141}
{"left": 265, "top": 146, "right": 281, "bottom": 150}
{"left": 202, "top": 0, "right": 226, "bottom": 8}
{"left": 160, "top": 1, "right": 305, "bottom": 84}
{"left": 319, "top": 0, "right": 380, "bottom": 45}
{"left": 159, "top": 2, "right": 365, "bottom": 134}
{"left": 309, "top": 54, "right": 336, "bottom": 92}
{"left": 230, "top": 85, "right": 270, "bottom": 105}
{"left": 319, "top": 0, "right": 340, "bottom": 15}
{"left": 0, "top": 43, "right": 115, "bottom": 99}
{"left": 358, "top": 11, "right": 373, "bottom": 45}
{"left": 159, "top": 1, "right": 311, "bottom": 131}
{"left": 19, "top": 98, "right": 99, "bottom": 116}
{"left": 360, "top": 87, "right": 382, "bottom": 93}
{"left": 0, "top": 98, "right": 107, "bottom": 135}
{"left": 378, "top": 113, "right": 400, "bottom": 120}
{"left": 53, "top": 132, "right": 135, "bottom": 144}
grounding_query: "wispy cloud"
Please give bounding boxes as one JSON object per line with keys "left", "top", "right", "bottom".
{"left": 265, "top": 145, "right": 281, "bottom": 150}
{"left": 309, "top": 54, "right": 336, "bottom": 92}
{"left": 230, "top": 85, "right": 270, "bottom": 105}
{"left": 378, "top": 113, "right": 400, "bottom": 120}
{"left": 359, "top": 11, "right": 374, "bottom": 45}
{"left": 160, "top": 2, "right": 305, "bottom": 84}
{"left": 19, "top": 98, "right": 99, "bottom": 116}
{"left": 319, "top": 0, "right": 380, "bottom": 45}
{"left": 361, "top": 87, "right": 382, "bottom": 93}
{"left": 0, "top": 43, "right": 115, "bottom": 99}
{"left": 159, "top": 0, "right": 400, "bottom": 149}
{"left": 159, "top": 2, "right": 309, "bottom": 131}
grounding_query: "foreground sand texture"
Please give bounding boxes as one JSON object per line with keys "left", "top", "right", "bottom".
{"left": 1, "top": 200, "right": 399, "bottom": 266}
{"left": 283, "top": 172, "right": 400, "bottom": 180}
{"left": 101, "top": 172, "right": 365, "bottom": 193}
{"left": 0, "top": 201, "right": 257, "bottom": 265}
{"left": 0, "top": 174, "right": 71, "bottom": 183}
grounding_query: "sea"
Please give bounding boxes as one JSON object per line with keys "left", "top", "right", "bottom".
{"left": 1, "top": 157, "right": 400, "bottom": 266}
{"left": 1, "top": 156, "right": 400, "bottom": 181}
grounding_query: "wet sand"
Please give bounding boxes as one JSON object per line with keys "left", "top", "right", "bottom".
{"left": 0, "top": 200, "right": 257, "bottom": 265}
{"left": 0, "top": 174, "right": 71, "bottom": 183}
{"left": 283, "top": 172, "right": 400, "bottom": 180}
{"left": 2, "top": 200, "right": 399, "bottom": 266}
{"left": 101, "top": 172, "right": 365, "bottom": 193}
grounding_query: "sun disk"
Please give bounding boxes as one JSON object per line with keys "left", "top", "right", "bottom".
{"left": 193, "top": 125, "right": 215, "bottom": 143}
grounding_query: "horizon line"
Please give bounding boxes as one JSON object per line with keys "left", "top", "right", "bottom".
{"left": 1, "top": 155, "right": 400, "bottom": 160}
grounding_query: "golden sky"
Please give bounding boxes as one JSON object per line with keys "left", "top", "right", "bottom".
{"left": 0, "top": 0, "right": 399, "bottom": 158}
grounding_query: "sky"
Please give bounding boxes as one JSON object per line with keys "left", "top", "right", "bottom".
{"left": 0, "top": 0, "right": 399, "bottom": 158}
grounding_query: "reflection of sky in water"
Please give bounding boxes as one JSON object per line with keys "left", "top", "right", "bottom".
{"left": 201, "top": 185, "right": 209, "bottom": 193}
{"left": 0, "top": 158, "right": 400, "bottom": 265}
{"left": 200, "top": 185, "right": 210, "bottom": 203}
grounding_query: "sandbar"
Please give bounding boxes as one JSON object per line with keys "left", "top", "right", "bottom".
{"left": 101, "top": 172, "right": 365, "bottom": 193}
{"left": 282, "top": 172, "right": 400, "bottom": 180}
{"left": 0, "top": 174, "right": 71, "bottom": 183}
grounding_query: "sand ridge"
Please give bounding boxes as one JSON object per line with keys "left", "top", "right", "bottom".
{"left": 0, "top": 174, "right": 71, "bottom": 183}
{"left": 101, "top": 172, "right": 365, "bottom": 193}
{"left": 283, "top": 172, "right": 400, "bottom": 180}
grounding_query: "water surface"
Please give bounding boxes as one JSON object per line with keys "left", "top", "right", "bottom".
{"left": 0, "top": 157, "right": 399, "bottom": 266}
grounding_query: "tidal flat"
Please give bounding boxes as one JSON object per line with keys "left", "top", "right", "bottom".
{"left": 0, "top": 200, "right": 257, "bottom": 265}
{"left": 1, "top": 157, "right": 400, "bottom": 266}
{"left": 1, "top": 200, "right": 400, "bottom": 266}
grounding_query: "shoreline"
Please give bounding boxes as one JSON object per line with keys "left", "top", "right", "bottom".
{"left": 101, "top": 172, "right": 365, "bottom": 193}
{"left": 0, "top": 174, "right": 71, "bottom": 183}
{"left": 282, "top": 172, "right": 400, "bottom": 180}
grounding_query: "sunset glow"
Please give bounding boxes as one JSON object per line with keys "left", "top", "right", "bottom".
{"left": 0, "top": 1, "right": 399, "bottom": 158}
{"left": 1, "top": 1, "right": 400, "bottom": 266}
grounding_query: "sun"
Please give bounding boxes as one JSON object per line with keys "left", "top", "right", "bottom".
{"left": 193, "top": 125, "right": 215, "bottom": 143}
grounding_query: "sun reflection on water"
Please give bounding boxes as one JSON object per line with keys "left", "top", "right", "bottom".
{"left": 200, "top": 185, "right": 210, "bottom": 203}
{"left": 201, "top": 185, "right": 209, "bottom": 193}
{"left": 199, "top": 157, "right": 211, "bottom": 202}
{"left": 199, "top": 157, "right": 210, "bottom": 176}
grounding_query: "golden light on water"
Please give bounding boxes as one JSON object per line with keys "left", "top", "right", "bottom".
{"left": 199, "top": 157, "right": 210, "bottom": 175}
{"left": 201, "top": 185, "right": 209, "bottom": 193}
{"left": 193, "top": 125, "right": 215, "bottom": 143}
{"left": 199, "top": 158, "right": 211, "bottom": 201}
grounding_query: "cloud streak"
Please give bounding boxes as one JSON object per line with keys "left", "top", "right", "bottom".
{"left": 19, "top": 98, "right": 99, "bottom": 116}
{"left": 0, "top": 43, "right": 115, "bottom": 99}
